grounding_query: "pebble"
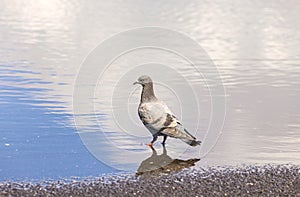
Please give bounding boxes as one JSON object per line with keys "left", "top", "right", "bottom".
{"left": 0, "top": 165, "right": 299, "bottom": 196}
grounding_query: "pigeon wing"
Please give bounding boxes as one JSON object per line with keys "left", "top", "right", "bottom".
{"left": 160, "top": 115, "right": 201, "bottom": 146}
{"left": 160, "top": 115, "right": 193, "bottom": 139}
{"left": 138, "top": 101, "right": 176, "bottom": 131}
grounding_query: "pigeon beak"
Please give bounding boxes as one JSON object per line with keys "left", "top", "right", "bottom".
{"left": 133, "top": 81, "right": 140, "bottom": 85}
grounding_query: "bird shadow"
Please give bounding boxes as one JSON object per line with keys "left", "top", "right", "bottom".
{"left": 136, "top": 146, "right": 200, "bottom": 177}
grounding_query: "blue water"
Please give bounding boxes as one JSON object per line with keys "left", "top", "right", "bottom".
{"left": 0, "top": 68, "right": 114, "bottom": 181}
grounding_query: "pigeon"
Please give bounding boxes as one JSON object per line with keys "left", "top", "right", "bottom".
{"left": 133, "top": 75, "right": 201, "bottom": 147}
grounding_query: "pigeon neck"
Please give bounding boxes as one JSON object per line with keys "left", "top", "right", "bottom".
{"left": 141, "top": 83, "right": 157, "bottom": 103}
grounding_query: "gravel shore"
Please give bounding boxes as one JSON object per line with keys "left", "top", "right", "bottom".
{"left": 1, "top": 165, "right": 299, "bottom": 196}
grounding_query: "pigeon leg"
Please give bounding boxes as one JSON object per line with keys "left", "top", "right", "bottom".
{"left": 162, "top": 135, "right": 168, "bottom": 146}
{"left": 148, "top": 136, "right": 158, "bottom": 147}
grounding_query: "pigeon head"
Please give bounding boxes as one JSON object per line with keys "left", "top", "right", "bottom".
{"left": 133, "top": 75, "right": 153, "bottom": 86}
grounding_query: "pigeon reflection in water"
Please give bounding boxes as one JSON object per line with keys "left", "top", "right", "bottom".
{"left": 136, "top": 146, "right": 200, "bottom": 176}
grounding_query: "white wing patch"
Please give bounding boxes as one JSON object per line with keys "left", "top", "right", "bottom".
{"left": 138, "top": 101, "right": 177, "bottom": 133}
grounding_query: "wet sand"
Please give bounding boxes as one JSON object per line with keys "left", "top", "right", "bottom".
{"left": 1, "top": 165, "right": 299, "bottom": 196}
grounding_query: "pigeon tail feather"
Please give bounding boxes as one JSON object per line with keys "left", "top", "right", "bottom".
{"left": 181, "top": 138, "right": 201, "bottom": 146}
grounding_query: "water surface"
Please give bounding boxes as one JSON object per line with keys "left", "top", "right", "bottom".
{"left": 0, "top": 0, "right": 299, "bottom": 180}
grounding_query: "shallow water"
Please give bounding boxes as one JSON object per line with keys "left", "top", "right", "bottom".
{"left": 0, "top": 0, "right": 299, "bottom": 180}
